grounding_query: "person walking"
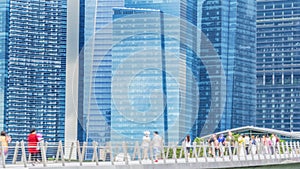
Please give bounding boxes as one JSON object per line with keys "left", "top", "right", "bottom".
{"left": 152, "top": 131, "right": 163, "bottom": 162}
{"left": 28, "top": 129, "right": 39, "bottom": 165}
{"left": 226, "top": 131, "right": 235, "bottom": 155}
{"left": 141, "top": 131, "right": 151, "bottom": 160}
{"left": 208, "top": 134, "right": 217, "bottom": 157}
{"left": 244, "top": 135, "right": 250, "bottom": 155}
{"left": 183, "top": 135, "right": 191, "bottom": 158}
{"left": 218, "top": 134, "right": 225, "bottom": 157}
{"left": 238, "top": 135, "right": 245, "bottom": 156}
{"left": 250, "top": 135, "right": 257, "bottom": 154}
{"left": 0, "top": 131, "right": 11, "bottom": 159}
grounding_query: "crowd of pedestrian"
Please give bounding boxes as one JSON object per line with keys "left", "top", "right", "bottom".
{"left": 0, "top": 129, "right": 43, "bottom": 166}
{"left": 141, "top": 131, "right": 163, "bottom": 162}
{"left": 141, "top": 132, "right": 196, "bottom": 161}
{"left": 140, "top": 130, "right": 283, "bottom": 161}
{"left": 0, "top": 129, "right": 284, "bottom": 164}
{"left": 207, "top": 131, "right": 281, "bottom": 157}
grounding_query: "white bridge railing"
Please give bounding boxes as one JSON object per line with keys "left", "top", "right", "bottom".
{"left": 1, "top": 140, "right": 300, "bottom": 168}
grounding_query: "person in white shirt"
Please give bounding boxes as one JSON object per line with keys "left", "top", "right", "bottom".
{"left": 183, "top": 135, "right": 191, "bottom": 157}
{"left": 141, "top": 131, "right": 151, "bottom": 160}
{"left": 152, "top": 131, "right": 163, "bottom": 162}
{"left": 244, "top": 135, "right": 250, "bottom": 155}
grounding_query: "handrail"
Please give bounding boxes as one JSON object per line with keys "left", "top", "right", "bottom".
{"left": 1, "top": 140, "right": 300, "bottom": 168}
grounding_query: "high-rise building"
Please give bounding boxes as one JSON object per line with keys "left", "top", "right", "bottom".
{"left": 110, "top": 0, "right": 202, "bottom": 144}
{"left": 80, "top": 0, "right": 256, "bottom": 144}
{"left": 2, "top": 0, "right": 67, "bottom": 141}
{"left": 78, "top": 0, "right": 124, "bottom": 144}
{"left": 197, "top": 0, "right": 257, "bottom": 136}
{"left": 256, "top": 0, "right": 300, "bottom": 131}
{"left": 0, "top": 0, "right": 9, "bottom": 131}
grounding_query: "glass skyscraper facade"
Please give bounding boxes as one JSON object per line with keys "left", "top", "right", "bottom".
{"left": 197, "top": 0, "right": 257, "bottom": 136}
{"left": 2, "top": 0, "right": 67, "bottom": 141}
{"left": 110, "top": 0, "right": 204, "bottom": 144}
{"left": 80, "top": 0, "right": 256, "bottom": 144}
{"left": 0, "top": 0, "right": 9, "bottom": 130}
{"left": 78, "top": 0, "right": 124, "bottom": 143}
{"left": 256, "top": 0, "right": 300, "bottom": 132}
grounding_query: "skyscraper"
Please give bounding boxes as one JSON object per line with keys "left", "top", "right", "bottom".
{"left": 256, "top": 0, "right": 300, "bottom": 131}
{"left": 0, "top": 0, "right": 9, "bottom": 130}
{"left": 78, "top": 0, "right": 124, "bottom": 143}
{"left": 110, "top": 0, "right": 202, "bottom": 144}
{"left": 80, "top": 0, "right": 256, "bottom": 144}
{"left": 3, "top": 0, "right": 67, "bottom": 141}
{"left": 197, "top": 0, "right": 257, "bottom": 136}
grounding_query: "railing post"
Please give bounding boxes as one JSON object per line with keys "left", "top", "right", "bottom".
{"left": 68, "top": 142, "right": 74, "bottom": 162}
{"left": 55, "top": 141, "right": 65, "bottom": 166}
{"left": 242, "top": 144, "right": 248, "bottom": 161}
{"left": 92, "top": 141, "right": 99, "bottom": 165}
{"left": 76, "top": 141, "right": 82, "bottom": 166}
{"left": 237, "top": 143, "right": 241, "bottom": 161}
{"left": 272, "top": 142, "right": 277, "bottom": 160}
{"left": 281, "top": 142, "right": 287, "bottom": 159}
{"left": 184, "top": 143, "right": 188, "bottom": 163}
{"left": 12, "top": 141, "right": 20, "bottom": 164}
{"left": 137, "top": 142, "right": 141, "bottom": 164}
{"left": 293, "top": 142, "right": 297, "bottom": 158}
{"left": 21, "top": 140, "right": 27, "bottom": 167}
{"left": 233, "top": 142, "right": 238, "bottom": 159}
{"left": 286, "top": 142, "right": 290, "bottom": 159}
{"left": 233, "top": 142, "right": 237, "bottom": 156}
{"left": 295, "top": 142, "right": 298, "bottom": 156}
{"left": 211, "top": 143, "right": 216, "bottom": 162}
{"left": 192, "top": 142, "right": 198, "bottom": 162}
{"left": 55, "top": 142, "right": 60, "bottom": 162}
{"left": 106, "top": 142, "right": 114, "bottom": 165}
{"left": 296, "top": 141, "right": 300, "bottom": 157}
{"left": 122, "top": 142, "right": 129, "bottom": 165}
{"left": 255, "top": 141, "right": 261, "bottom": 160}
{"left": 172, "top": 143, "right": 178, "bottom": 163}
{"left": 165, "top": 144, "right": 170, "bottom": 160}
{"left": 148, "top": 144, "right": 152, "bottom": 164}
{"left": 203, "top": 142, "right": 208, "bottom": 162}
{"left": 77, "top": 141, "right": 86, "bottom": 166}
{"left": 262, "top": 144, "right": 267, "bottom": 160}
{"left": 277, "top": 142, "right": 282, "bottom": 160}
{"left": 82, "top": 142, "right": 87, "bottom": 164}
{"left": 179, "top": 144, "right": 183, "bottom": 159}
{"left": 288, "top": 142, "right": 292, "bottom": 158}
{"left": 228, "top": 142, "right": 233, "bottom": 161}
{"left": 161, "top": 144, "right": 166, "bottom": 164}
{"left": 290, "top": 141, "right": 296, "bottom": 158}
{"left": 219, "top": 143, "right": 224, "bottom": 161}
{"left": 197, "top": 143, "right": 201, "bottom": 158}
{"left": 250, "top": 143, "right": 254, "bottom": 161}
{"left": 40, "top": 141, "right": 47, "bottom": 167}
{"left": 132, "top": 141, "right": 141, "bottom": 164}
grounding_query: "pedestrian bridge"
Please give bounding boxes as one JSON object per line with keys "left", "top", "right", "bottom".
{"left": 2, "top": 139, "right": 300, "bottom": 169}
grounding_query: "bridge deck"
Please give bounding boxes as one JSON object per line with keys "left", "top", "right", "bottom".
{"left": 2, "top": 140, "right": 300, "bottom": 168}
{"left": 3, "top": 154, "right": 300, "bottom": 169}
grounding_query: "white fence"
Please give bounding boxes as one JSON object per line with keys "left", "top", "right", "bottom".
{"left": 1, "top": 140, "right": 300, "bottom": 168}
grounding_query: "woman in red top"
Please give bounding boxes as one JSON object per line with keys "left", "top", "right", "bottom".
{"left": 28, "top": 129, "right": 39, "bottom": 163}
